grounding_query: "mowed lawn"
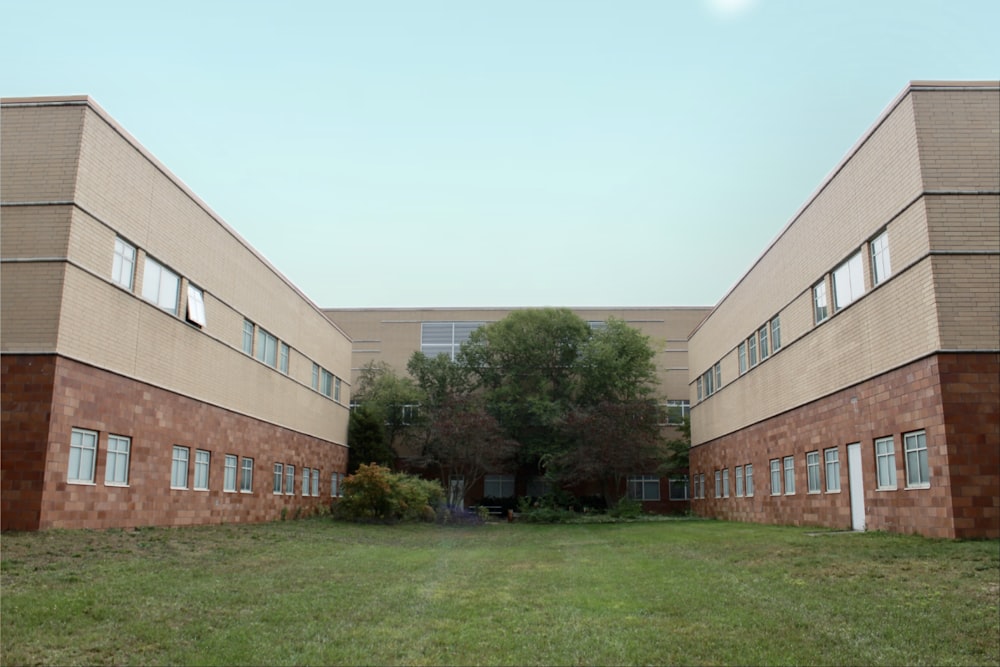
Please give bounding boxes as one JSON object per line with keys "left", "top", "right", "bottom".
{"left": 2, "top": 518, "right": 997, "bottom": 666}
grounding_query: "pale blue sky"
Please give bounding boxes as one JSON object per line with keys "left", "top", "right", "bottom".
{"left": 3, "top": 1, "right": 997, "bottom": 308}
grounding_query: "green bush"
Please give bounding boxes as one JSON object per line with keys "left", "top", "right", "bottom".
{"left": 608, "top": 497, "right": 643, "bottom": 519}
{"left": 336, "top": 464, "right": 444, "bottom": 523}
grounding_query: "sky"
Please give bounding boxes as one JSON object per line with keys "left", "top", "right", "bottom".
{"left": 2, "top": 0, "right": 998, "bottom": 309}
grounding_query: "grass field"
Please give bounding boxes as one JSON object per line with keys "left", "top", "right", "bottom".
{"left": 1, "top": 517, "right": 997, "bottom": 666}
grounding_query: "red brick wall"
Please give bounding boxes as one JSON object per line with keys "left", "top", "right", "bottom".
{"left": 2, "top": 354, "right": 348, "bottom": 530}
{"left": 690, "top": 353, "right": 999, "bottom": 539}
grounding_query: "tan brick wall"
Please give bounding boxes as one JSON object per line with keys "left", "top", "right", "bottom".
{"left": 912, "top": 87, "right": 1000, "bottom": 190}
{"left": 933, "top": 254, "right": 1000, "bottom": 350}
{"left": 925, "top": 194, "right": 1000, "bottom": 252}
{"left": 0, "top": 262, "right": 65, "bottom": 352}
{"left": 0, "top": 102, "right": 84, "bottom": 203}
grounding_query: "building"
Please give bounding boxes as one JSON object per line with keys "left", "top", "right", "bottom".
{"left": 323, "top": 306, "right": 710, "bottom": 510}
{"left": 687, "top": 81, "right": 999, "bottom": 539}
{"left": 1, "top": 96, "right": 352, "bottom": 530}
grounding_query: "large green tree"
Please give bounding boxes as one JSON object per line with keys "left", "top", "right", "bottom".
{"left": 351, "top": 361, "right": 425, "bottom": 463}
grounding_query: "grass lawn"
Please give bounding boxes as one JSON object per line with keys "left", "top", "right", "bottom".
{"left": 1, "top": 517, "right": 997, "bottom": 666}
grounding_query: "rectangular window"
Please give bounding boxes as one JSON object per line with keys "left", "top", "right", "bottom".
{"left": 758, "top": 325, "right": 769, "bottom": 361}
{"left": 833, "top": 251, "right": 866, "bottom": 311}
{"left": 321, "top": 370, "right": 333, "bottom": 397}
{"left": 240, "top": 457, "right": 254, "bottom": 493}
{"left": 331, "top": 472, "right": 343, "bottom": 498}
{"left": 735, "top": 465, "right": 744, "bottom": 497}
{"left": 334, "top": 377, "right": 342, "bottom": 402}
{"left": 748, "top": 334, "right": 758, "bottom": 367}
{"left": 194, "top": 449, "right": 210, "bottom": 490}
{"left": 141, "top": 256, "right": 180, "bottom": 314}
{"left": 484, "top": 474, "right": 515, "bottom": 498}
{"left": 783, "top": 456, "right": 795, "bottom": 495}
{"left": 224, "top": 454, "right": 238, "bottom": 492}
{"left": 722, "top": 468, "right": 730, "bottom": 498}
{"left": 112, "top": 237, "right": 136, "bottom": 290}
{"left": 692, "top": 474, "right": 701, "bottom": 500}
{"left": 904, "top": 431, "right": 929, "bottom": 487}
{"left": 664, "top": 400, "right": 689, "bottom": 424}
{"left": 303, "top": 467, "right": 311, "bottom": 496}
{"left": 703, "top": 369, "right": 714, "bottom": 397}
{"left": 824, "top": 448, "right": 840, "bottom": 492}
{"left": 806, "top": 451, "right": 821, "bottom": 493}
{"left": 700, "top": 473, "right": 707, "bottom": 499}
{"left": 256, "top": 329, "right": 278, "bottom": 367}
{"left": 627, "top": 475, "right": 660, "bottom": 501}
{"left": 273, "top": 463, "right": 284, "bottom": 494}
{"left": 242, "top": 319, "right": 254, "bottom": 355}
{"left": 105, "top": 434, "right": 130, "bottom": 486}
{"left": 421, "top": 321, "right": 485, "bottom": 360}
{"left": 171, "top": 446, "right": 190, "bottom": 489}
{"left": 279, "top": 342, "right": 289, "bottom": 374}
{"left": 745, "top": 464, "right": 754, "bottom": 497}
{"left": 697, "top": 376, "right": 703, "bottom": 401}
{"left": 814, "top": 280, "right": 829, "bottom": 324}
{"left": 714, "top": 470, "right": 721, "bottom": 498}
{"left": 870, "top": 229, "right": 891, "bottom": 286}
{"left": 186, "top": 284, "right": 206, "bottom": 327}
{"left": 771, "top": 316, "right": 781, "bottom": 352}
{"left": 668, "top": 477, "right": 689, "bottom": 500}
{"left": 738, "top": 342, "right": 747, "bottom": 375}
{"left": 714, "top": 363, "right": 721, "bottom": 391}
{"left": 875, "top": 437, "right": 897, "bottom": 490}
{"left": 68, "top": 428, "right": 98, "bottom": 483}
{"left": 285, "top": 464, "right": 295, "bottom": 495}
{"left": 770, "top": 459, "right": 781, "bottom": 495}
{"left": 312, "top": 363, "right": 320, "bottom": 391}
{"left": 312, "top": 468, "right": 320, "bottom": 497}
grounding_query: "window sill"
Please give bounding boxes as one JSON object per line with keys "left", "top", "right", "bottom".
{"left": 104, "top": 482, "right": 130, "bottom": 488}
{"left": 193, "top": 488, "right": 209, "bottom": 492}
{"left": 876, "top": 487, "right": 897, "bottom": 492}
{"left": 170, "top": 486, "right": 189, "bottom": 491}
{"left": 825, "top": 489, "right": 841, "bottom": 494}
{"left": 68, "top": 480, "right": 96, "bottom": 486}
{"left": 905, "top": 484, "right": 931, "bottom": 490}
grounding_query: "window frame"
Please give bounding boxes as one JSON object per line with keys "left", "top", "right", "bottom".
{"left": 904, "top": 430, "right": 930, "bottom": 488}
{"left": 224, "top": 454, "right": 238, "bottom": 492}
{"left": 870, "top": 229, "right": 891, "bottom": 286}
{"left": 770, "top": 459, "right": 781, "bottom": 495}
{"left": 735, "top": 465, "right": 744, "bottom": 497}
{"left": 745, "top": 464, "right": 754, "bottom": 497}
{"left": 483, "top": 474, "right": 516, "bottom": 498}
{"left": 738, "top": 342, "right": 747, "bottom": 375}
{"left": 141, "top": 255, "right": 180, "bottom": 314}
{"left": 813, "top": 280, "right": 829, "bottom": 324}
{"left": 279, "top": 342, "right": 290, "bottom": 374}
{"left": 242, "top": 319, "right": 254, "bottom": 355}
{"left": 194, "top": 449, "right": 210, "bottom": 491}
{"left": 875, "top": 436, "right": 897, "bottom": 490}
{"left": 770, "top": 316, "right": 781, "bottom": 352}
{"left": 240, "top": 457, "right": 254, "bottom": 493}
{"left": 627, "top": 474, "right": 660, "bottom": 502}
{"left": 285, "top": 464, "right": 295, "bottom": 495}
{"left": 255, "top": 328, "right": 278, "bottom": 367}
{"left": 303, "top": 467, "right": 311, "bottom": 496}
{"left": 714, "top": 470, "right": 722, "bottom": 498}
{"left": 311, "top": 468, "right": 320, "bottom": 497}
{"left": 68, "top": 427, "right": 98, "bottom": 485}
{"left": 758, "top": 324, "right": 769, "bottom": 361}
{"left": 783, "top": 456, "right": 795, "bottom": 495}
{"left": 186, "top": 284, "right": 206, "bottom": 327}
{"left": 748, "top": 334, "right": 758, "bottom": 368}
{"left": 722, "top": 468, "right": 730, "bottom": 498}
{"left": 668, "top": 476, "right": 689, "bottom": 501}
{"left": 171, "top": 445, "right": 190, "bottom": 489}
{"left": 806, "top": 451, "right": 821, "bottom": 493}
{"left": 273, "top": 462, "right": 284, "bottom": 494}
{"left": 824, "top": 447, "right": 840, "bottom": 492}
{"left": 331, "top": 472, "right": 343, "bottom": 498}
{"left": 112, "top": 237, "right": 136, "bottom": 290}
{"left": 832, "top": 251, "right": 866, "bottom": 312}
{"left": 104, "top": 434, "right": 130, "bottom": 486}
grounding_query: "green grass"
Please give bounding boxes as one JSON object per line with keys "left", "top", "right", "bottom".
{"left": 2, "top": 518, "right": 997, "bottom": 666}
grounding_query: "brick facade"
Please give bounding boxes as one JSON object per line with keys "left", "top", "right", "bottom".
{"left": 1, "top": 354, "right": 348, "bottom": 531}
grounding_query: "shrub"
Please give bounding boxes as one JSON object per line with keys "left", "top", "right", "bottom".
{"left": 608, "top": 497, "right": 643, "bottom": 519}
{"left": 337, "top": 464, "right": 444, "bottom": 523}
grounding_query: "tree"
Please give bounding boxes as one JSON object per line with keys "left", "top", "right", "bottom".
{"left": 351, "top": 361, "right": 425, "bottom": 461}
{"left": 576, "top": 318, "right": 659, "bottom": 405}
{"left": 346, "top": 405, "right": 393, "bottom": 474}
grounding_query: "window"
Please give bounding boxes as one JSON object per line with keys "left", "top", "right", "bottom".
{"left": 806, "top": 451, "right": 820, "bottom": 493}
{"left": 748, "top": 334, "right": 758, "bottom": 367}
{"left": 273, "top": 463, "right": 284, "bottom": 494}
{"left": 628, "top": 475, "right": 660, "bottom": 501}
{"left": 186, "top": 284, "right": 206, "bottom": 327}
{"left": 664, "top": 400, "right": 690, "bottom": 424}
{"left": 285, "top": 464, "right": 295, "bottom": 495}
{"left": 875, "top": 437, "right": 897, "bottom": 490}
{"left": 527, "top": 476, "right": 550, "bottom": 498}
{"left": 714, "top": 363, "right": 721, "bottom": 391}
{"left": 194, "top": 450, "right": 210, "bottom": 490}
{"left": 745, "top": 464, "right": 754, "bottom": 497}
{"left": 224, "top": 454, "right": 238, "bottom": 492}
{"left": 421, "top": 321, "right": 485, "bottom": 360}
{"left": 279, "top": 342, "right": 289, "bottom": 374}
{"left": 738, "top": 342, "right": 747, "bottom": 375}
{"left": 242, "top": 319, "right": 254, "bottom": 355}
{"left": 668, "top": 477, "right": 689, "bottom": 500}
{"left": 759, "top": 325, "right": 769, "bottom": 361}
{"left": 770, "top": 459, "right": 781, "bottom": 495}
{"left": 141, "top": 256, "right": 180, "bottom": 314}
{"left": 722, "top": 469, "right": 730, "bottom": 498}
{"left": 331, "top": 472, "right": 344, "bottom": 498}
{"left": 334, "top": 377, "right": 342, "bottom": 402}
{"left": 321, "top": 369, "right": 333, "bottom": 397}
{"left": 105, "top": 434, "right": 130, "bottom": 486}
{"left": 484, "top": 474, "right": 515, "bottom": 498}
{"left": 714, "top": 470, "right": 722, "bottom": 498}
{"left": 112, "top": 238, "right": 136, "bottom": 290}
{"left": 832, "top": 251, "right": 865, "bottom": 311}
{"left": 691, "top": 474, "right": 701, "bottom": 500}
{"left": 783, "top": 456, "right": 795, "bottom": 495}
{"left": 824, "top": 448, "right": 840, "bottom": 492}
{"left": 904, "top": 431, "right": 929, "bottom": 487}
{"left": 697, "top": 376, "right": 703, "bottom": 401}
{"left": 735, "top": 465, "right": 744, "bottom": 497}
{"left": 240, "top": 457, "right": 254, "bottom": 493}
{"left": 68, "top": 428, "right": 98, "bottom": 484}
{"left": 700, "top": 473, "right": 707, "bottom": 499}
{"left": 312, "top": 468, "right": 320, "bottom": 497}
{"left": 813, "top": 280, "right": 829, "bottom": 324}
{"left": 771, "top": 316, "right": 781, "bottom": 352}
{"left": 171, "top": 446, "right": 190, "bottom": 489}
{"left": 311, "top": 363, "right": 320, "bottom": 391}
{"left": 870, "top": 230, "right": 891, "bottom": 286}
{"left": 301, "top": 467, "right": 311, "bottom": 496}
{"left": 256, "top": 328, "right": 278, "bottom": 367}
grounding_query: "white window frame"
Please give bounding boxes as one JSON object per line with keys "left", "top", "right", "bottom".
{"left": 875, "top": 436, "right": 897, "bottom": 490}
{"left": 285, "top": 464, "right": 295, "bottom": 495}
{"left": 240, "top": 457, "right": 254, "bottom": 493}
{"left": 112, "top": 237, "right": 136, "bottom": 290}
{"left": 627, "top": 474, "right": 660, "bottom": 501}
{"left": 171, "top": 445, "right": 190, "bottom": 489}
{"left": 256, "top": 328, "right": 278, "bottom": 367}
{"left": 714, "top": 470, "right": 721, "bottom": 498}
{"left": 303, "top": 467, "right": 311, "bottom": 496}
{"left": 722, "top": 468, "right": 730, "bottom": 498}
{"left": 186, "top": 284, "right": 206, "bottom": 327}
{"left": 735, "top": 465, "right": 744, "bottom": 497}
{"left": 904, "top": 430, "right": 930, "bottom": 488}
{"left": 770, "top": 459, "right": 781, "bottom": 496}
{"left": 331, "top": 472, "right": 344, "bottom": 498}
{"left": 311, "top": 363, "right": 320, "bottom": 391}
{"left": 321, "top": 369, "right": 334, "bottom": 397}
{"left": 279, "top": 342, "right": 290, "bottom": 374}
{"left": 870, "top": 229, "right": 891, "bottom": 286}
{"left": 700, "top": 473, "right": 707, "bottom": 499}
{"left": 68, "top": 428, "right": 98, "bottom": 484}
{"left": 783, "top": 456, "right": 795, "bottom": 495}
{"left": 824, "top": 448, "right": 840, "bottom": 492}
{"left": 141, "top": 256, "right": 180, "bottom": 314}
{"left": 813, "top": 280, "right": 829, "bottom": 324}
{"left": 105, "top": 434, "right": 130, "bottom": 486}
{"left": 420, "top": 321, "right": 484, "bottom": 360}
{"left": 806, "top": 451, "right": 821, "bottom": 493}
{"left": 832, "top": 251, "right": 866, "bottom": 311}
{"left": 242, "top": 319, "right": 254, "bottom": 355}
{"left": 484, "top": 474, "right": 515, "bottom": 498}
{"left": 770, "top": 316, "right": 781, "bottom": 352}
{"left": 274, "top": 462, "right": 284, "bottom": 494}
{"left": 334, "top": 377, "right": 342, "bottom": 402}
{"left": 758, "top": 325, "right": 769, "bottom": 361}
{"left": 224, "top": 454, "right": 238, "bottom": 492}
{"left": 738, "top": 342, "right": 747, "bottom": 375}
{"left": 748, "top": 334, "right": 758, "bottom": 367}
{"left": 312, "top": 468, "right": 320, "bottom": 497}
{"left": 193, "top": 449, "right": 210, "bottom": 490}
{"left": 745, "top": 464, "right": 754, "bottom": 497}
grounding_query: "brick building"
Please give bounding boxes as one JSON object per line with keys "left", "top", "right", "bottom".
{"left": 687, "top": 81, "right": 999, "bottom": 539}
{"left": 1, "top": 96, "right": 352, "bottom": 530}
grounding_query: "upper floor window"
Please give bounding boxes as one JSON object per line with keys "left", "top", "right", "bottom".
{"left": 321, "top": 369, "right": 334, "bottom": 397}
{"left": 421, "top": 321, "right": 485, "bottom": 360}
{"left": 770, "top": 316, "right": 781, "bottom": 352}
{"left": 141, "top": 256, "right": 180, "bottom": 314}
{"left": 334, "top": 377, "right": 342, "bottom": 402}
{"left": 748, "top": 333, "right": 758, "bottom": 367}
{"left": 256, "top": 328, "right": 278, "bottom": 367}
{"left": 242, "top": 320, "right": 254, "bottom": 355}
{"left": 312, "top": 363, "right": 320, "bottom": 390}
{"left": 813, "top": 280, "right": 829, "bottom": 324}
{"left": 279, "top": 342, "right": 290, "bottom": 374}
{"left": 870, "top": 230, "right": 891, "bottom": 286}
{"left": 758, "top": 324, "right": 769, "bottom": 361}
{"left": 738, "top": 342, "right": 747, "bottom": 375}
{"left": 112, "top": 238, "right": 136, "bottom": 290}
{"left": 186, "top": 284, "right": 206, "bottom": 327}
{"left": 832, "top": 251, "right": 865, "bottom": 311}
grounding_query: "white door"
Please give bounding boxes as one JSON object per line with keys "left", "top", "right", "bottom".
{"left": 448, "top": 475, "right": 465, "bottom": 508}
{"left": 847, "top": 443, "right": 865, "bottom": 531}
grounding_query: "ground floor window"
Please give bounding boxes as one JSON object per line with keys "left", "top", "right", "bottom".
{"left": 484, "top": 474, "right": 515, "bottom": 498}
{"left": 194, "top": 450, "right": 210, "bottom": 490}
{"left": 274, "top": 463, "right": 284, "bottom": 494}
{"left": 240, "top": 458, "right": 254, "bottom": 493}
{"left": 285, "top": 464, "right": 295, "bottom": 495}
{"left": 875, "top": 436, "right": 896, "bottom": 489}
{"left": 824, "top": 448, "right": 840, "bottom": 492}
{"left": 312, "top": 468, "right": 320, "bottom": 497}
{"left": 783, "top": 456, "right": 795, "bottom": 495}
{"left": 668, "top": 477, "right": 689, "bottom": 500}
{"left": 735, "top": 465, "right": 744, "bottom": 497}
{"left": 806, "top": 451, "right": 821, "bottom": 493}
{"left": 224, "top": 455, "right": 238, "bottom": 492}
{"left": 331, "top": 472, "right": 344, "bottom": 498}
{"left": 745, "top": 464, "right": 754, "bottom": 497}
{"left": 303, "top": 467, "right": 312, "bottom": 496}
{"left": 628, "top": 475, "right": 660, "bottom": 501}
{"left": 105, "top": 434, "right": 130, "bottom": 486}
{"left": 68, "top": 428, "right": 98, "bottom": 484}
{"left": 904, "top": 430, "right": 929, "bottom": 487}
{"left": 171, "top": 446, "right": 189, "bottom": 489}
{"left": 770, "top": 459, "right": 781, "bottom": 495}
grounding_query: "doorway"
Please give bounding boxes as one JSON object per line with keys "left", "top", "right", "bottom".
{"left": 847, "top": 443, "right": 865, "bottom": 531}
